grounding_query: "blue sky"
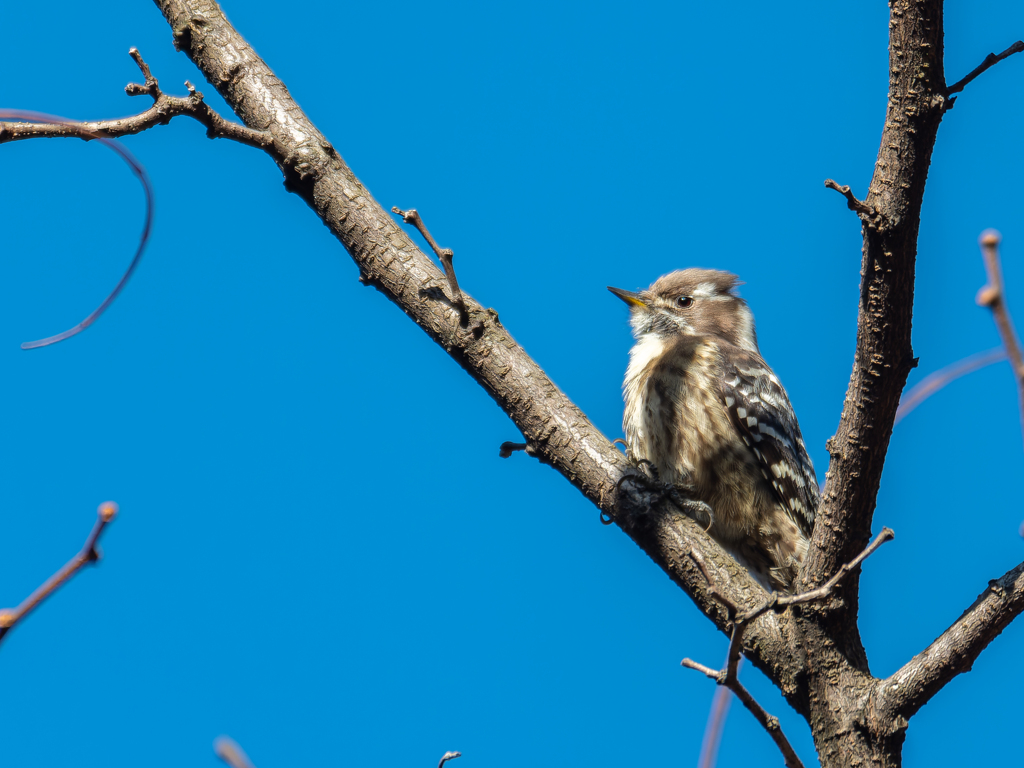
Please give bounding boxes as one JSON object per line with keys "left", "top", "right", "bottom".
{"left": 1, "top": 2, "right": 1022, "bottom": 767}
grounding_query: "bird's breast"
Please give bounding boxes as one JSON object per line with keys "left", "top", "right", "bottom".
{"left": 623, "top": 337, "right": 735, "bottom": 484}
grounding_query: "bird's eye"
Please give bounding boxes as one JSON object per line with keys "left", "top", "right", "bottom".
{"left": 676, "top": 296, "right": 693, "bottom": 309}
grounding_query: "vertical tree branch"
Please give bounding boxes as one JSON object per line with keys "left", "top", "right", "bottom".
{"left": 806, "top": 1, "right": 947, "bottom": 652}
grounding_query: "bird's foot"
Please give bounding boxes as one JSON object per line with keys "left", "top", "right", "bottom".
{"left": 615, "top": 463, "right": 714, "bottom": 531}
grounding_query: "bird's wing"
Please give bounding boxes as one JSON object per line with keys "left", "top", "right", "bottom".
{"left": 718, "top": 346, "right": 820, "bottom": 534}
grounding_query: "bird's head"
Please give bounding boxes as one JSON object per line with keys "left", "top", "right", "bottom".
{"left": 608, "top": 268, "right": 759, "bottom": 353}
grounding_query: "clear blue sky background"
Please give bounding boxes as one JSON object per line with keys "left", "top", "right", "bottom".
{"left": 2, "top": 3, "right": 1022, "bottom": 767}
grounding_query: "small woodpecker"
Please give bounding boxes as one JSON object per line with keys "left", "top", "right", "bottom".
{"left": 609, "top": 268, "right": 819, "bottom": 592}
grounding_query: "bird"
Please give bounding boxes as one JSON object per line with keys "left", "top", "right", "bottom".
{"left": 608, "top": 268, "right": 819, "bottom": 592}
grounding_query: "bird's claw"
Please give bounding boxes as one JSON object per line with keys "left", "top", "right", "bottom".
{"left": 615, "top": 464, "right": 714, "bottom": 531}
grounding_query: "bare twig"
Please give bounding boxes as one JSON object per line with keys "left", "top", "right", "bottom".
{"left": 0, "top": 48, "right": 272, "bottom": 350}
{"left": 126, "top": 46, "right": 160, "bottom": 97}
{"left": 741, "top": 528, "right": 894, "bottom": 624}
{"left": 391, "top": 208, "right": 465, "bottom": 311}
{"left": 682, "top": 657, "right": 724, "bottom": 679}
{"left": 0, "top": 109, "right": 154, "bottom": 350}
{"left": 681, "top": 653, "right": 804, "bottom": 768}
{"left": 824, "top": 179, "right": 876, "bottom": 219}
{"left": 976, "top": 230, "right": 1024, "bottom": 443}
{"left": 879, "top": 556, "right": 1024, "bottom": 719}
{"left": 214, "top": 736, "right": 257, "bottom": 768}
{"left": 0, "top": 502, "right": 118, "bottom": 645}
{"left": 894, "top": 347, "right": 1007, "bottom": 425}
{"left": 681, "top": 529, "right": 893, "bottom": 767}
{"left": 0, "top": 48, "right": 272, "bottom": 149}
{"left": 499, "top": 441, "right": 530, "bottom": 458}
{"left": 946, "top": 40, "right": 1024, "bottom": 97}
{"left": 438, "top": 751, "right": 462, "bottom": 768}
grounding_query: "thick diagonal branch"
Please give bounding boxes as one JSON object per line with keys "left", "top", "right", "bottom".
{"left": 877, "top": 558, "right": 1024, "bottom": 719}
{"left": 149, "top": 0, "right": 801, "bottom": 696}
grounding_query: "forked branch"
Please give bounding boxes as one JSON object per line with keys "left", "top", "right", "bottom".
{"left": 0, "top": 48, "right": 271, "bottom": 149}
{"left": 681, "top": 529, "right": 891, "bottom": 768}
{"left": 682, "top": 654, "right": 804, "bottom": 768}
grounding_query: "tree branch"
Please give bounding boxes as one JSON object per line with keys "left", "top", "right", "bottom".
{"left": 0, "top": 107, "right": 156, "bottom": 350}
{"left": 946, "top": 40, "right": 1024, "bottom": 97}
{"left": 682, "top": 654, "right": 805, "bottom": 768}
{"left": 738, "top": 528, "right": 893, "bottom": 626}
{"left": 877, "top": 558, "right": 1024, "bottom": 719}
{"left": 975, "top": 230, "right": 1024, "bottom": 444}
{"left": 0, "top": 48, "right": 272, "bottom": 150}
{"left": 805, "top": 1, "right": 947, "bottom": 657}
{"left": 0, "top": 502, "right": 118, "bottom": 646}
{"left": 682, "top": 530, "right": 891, "bottom": 768}
{"left": 391, "top": 207, "right": 465, "bottom": 312}
{"left": 682, "top": 577, "right": 800, "bottom": 768}
{"left": 824, "top": 178, "right": 877, "bottom": 220}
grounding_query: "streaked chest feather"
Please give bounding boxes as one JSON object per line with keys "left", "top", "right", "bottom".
{"left": 622, "top": 337, "right": 746, "bottom": 487}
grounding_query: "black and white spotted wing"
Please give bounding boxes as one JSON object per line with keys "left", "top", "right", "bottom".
{"left": 718, "top": 345, "right": 820, "bottom": 533}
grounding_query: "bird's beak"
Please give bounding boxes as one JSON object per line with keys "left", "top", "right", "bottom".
{"left": 607, "top": 286, "right": 647, "bottom": 308}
